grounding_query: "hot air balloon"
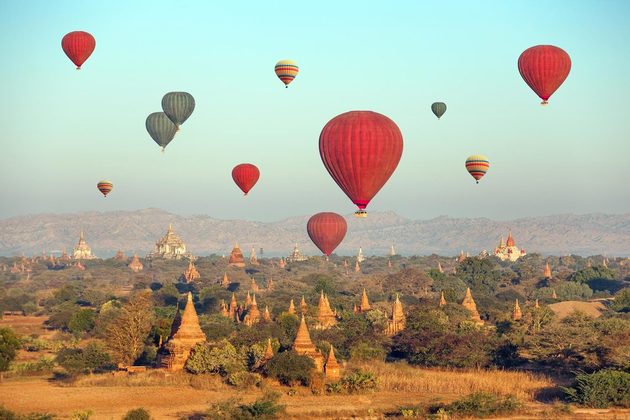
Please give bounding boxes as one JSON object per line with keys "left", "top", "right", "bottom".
{"left": 232, "top": 164, "right": 260, "bottom": 195}
{"left": 319, "top": 111, "right": 403, "bottom": 217}
{"left": 274, "top": 60, "right": 299, "bottom": 88}
{"left": 307, "top": 212, "right": 347, "bottom": 256}
{"left": 96, "top": 180, "right": 113, "bottom": 197}
{"left": 465, "top": 155, "right": 489, "bottom": 184}
{"left": 61, "top": 31, "right": 96, "bottom": 69}
{"left": 146, "top": 112, "right": 178, "bottom": 151}
{"left": 431, "top": 102, "right": 447, "bottom": 119}
{"left": 162, "top": 92, "right": 195, "bottom": 128}
{"left": 518, "top": 45, "right": 571, "bottom": 105}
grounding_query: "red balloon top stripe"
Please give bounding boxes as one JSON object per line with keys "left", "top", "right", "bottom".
{"left": 62, "top": 31, "right": 96, "bottom": 69}
{"left": 319, "top": 111, "right": 403, "bottom": 211}
{"left": 518, "top": 45, "right": 571, "bottom": 104}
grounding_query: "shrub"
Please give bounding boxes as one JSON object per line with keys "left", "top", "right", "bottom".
{"left": 349, "top": 341, "right": 386, "bottom": 362}
{"left": 122, "top": 408, "right": 151, "bottom": 420}
{"left": 432, "top": 392, "right": 521, "bottom": 417}
{"left": 564, "top": 369, "right": 630, "bottom": 408}
{"left": 56, "top": 342, "right": 112, "bottom": 374}
{"left": 0, "top": 405, "right": 19, "bottom": 420}
{"left": 207, "top": 391, "right": 286, "bottom": 419}
{"left": 71, "top": 410, "right": 93, "bottom": 420}
{"left": 185, "top": 341, "right": 245, "bottom": 376}
{"left": 9, "top": 357, "right": 55, "bottom": 375}
{"left": 339, "top": 370, "right": 378, "bottom": 394}
{"left": 227, "top": 371, "right": 262, "bottom": 388}
{"left": 263, "top": 351, "right": 314, "bottom": 386}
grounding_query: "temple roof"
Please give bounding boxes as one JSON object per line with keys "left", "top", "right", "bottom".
{"left": 359, "top": 288, "right": 371, "bottom": 311}
{"left": 506, "top": 231, "right": 515, "bottom": 247}
{"left": 172, "top": 292, "right": 206, "bottom": 341}
{"left": 326, "top": 344, "right": 339, "bottom": 369}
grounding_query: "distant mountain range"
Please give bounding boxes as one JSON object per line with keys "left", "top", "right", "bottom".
{"left": 0, "top": 209, "right": 629, "bottom": 257}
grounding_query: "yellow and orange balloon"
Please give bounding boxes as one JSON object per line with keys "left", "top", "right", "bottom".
{"left": 465, "top": 155, "right": 489, "bottom": 184}
{"left": 274, "top": 59, "right": 299, "bottom": 87}
{"left": 97, "top": 180, "right": 113, "bottom": 197}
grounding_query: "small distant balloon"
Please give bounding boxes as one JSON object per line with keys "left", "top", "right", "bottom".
{"left": 465, "top": 155, "right": 489, "bottom": 184}
{"left": 146, "top": 112, "right": 178, "bottom": 151}
{"left": 431, "top": 102, "right": 447, "bottom": 119}
{"left": 307, "top": 212, "right": 347, "bottom": 257}
{"left": 232, "top": 164, "right": 260, "bottom": 195}
{"left": 275, "top": 60, "right": 299, "bottom": 88}
{"left": 162, "top": 92, "right": 195, "bottom": 128}
{"left": 97, "top": 180, "right": 113, "bottom": 197}
{"left": 518, "top": 45, "right": 571, "bottom": 105}
{"left": 61, "top": 31, "right": 96, "bottom": 69}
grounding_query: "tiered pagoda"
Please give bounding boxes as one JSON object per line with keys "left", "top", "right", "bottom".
{"left": 228, "top": 243, "right": 245, "bottom": 267}
{"left": 462, "top": 288, "right": 484, "bottom": 325}
{"left": 181, "top": 259, "right": 201, "bottom": 283}
{"left": 114, "top": 250, "right": 127, "bottom": 261}
{"left": 316, "top": 291, "right": 337, "bottom": 329}
{"left": 300, "top": 296, "right": 308, "bottom": 313}
{"left": 287, "top": 243, "right": 308, "bottom": 263}
{"left": 221, "top": 273, "right": 230, "bottom": 288}
{"left": 385, "top": 294, "right": 406, "bottom": 335}
{"left": 287, "top": 299, "right": 296, "bottom": 315}
{"left": 263, "top": 306, "right": 272, "bottom": 322}
{"left": 324, "top": 345, "right": 340, "bottom": 381}
{"left": 148, "top": 224, "right": 190, "bottom": 260}
{"left": 250, "top": 278, "right": 260, "bottom": 292}
{"left": 494, "top": 232, "right": 526, "bottom": 262}
{"left": 157, "top": 292, "right": 206, "bottom": 371}
{"left": 292, "top": 315, "right": 323, "bottom": 371}
{"left": 243, "top": 295, "right": 261, "bottom": 326}
{"left": 355, "top": 289, "right": 371, "bottom": 313}
{"left": 72, "top": 231, "right": 97, "bottom": 260}
{"left": 128, "top": 254, "right": 143, "bottom": 272}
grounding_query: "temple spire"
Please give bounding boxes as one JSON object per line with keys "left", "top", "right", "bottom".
{"left": 439, "top": 291, "right": 447, "bottom": 307}
{"left": 512, "top": 299, "right": 522, "bottom": 321}
{"left": 462, "top": 288, "right": 483, "bottom": 325}
{"left": 359, "top": 288, "right": 371, "bottom": 311}
{"left": 544, "top": 262, "right": 552, "bottom": 279}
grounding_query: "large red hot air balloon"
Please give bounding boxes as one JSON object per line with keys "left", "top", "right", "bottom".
{"left": 232, "top": 164, "right": 260, "bottom": 195}
{"left": 319, "top": 111, "right": 403, "bottom": 217}
{"left": 518, "top": 45, "right": 571, "bottom": 105}
{"left": 61, "top": 31, "right": 96, "bottom": 69}
{"left": 307, "top": 212, "right": 347, "bottom": 256}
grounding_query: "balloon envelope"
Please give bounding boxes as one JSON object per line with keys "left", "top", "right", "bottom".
{"left": 61, "top": 31, "right": 96, "bottom": 69}
{"left": 146, "top": 112, "right": 178, "bottom": 150}
{"left": 307, "top": 212, "right": 347, "bottom": 256}
{"left": 232, "top": 164, "right": 260, "bottom": 195}
{"left": 431, "top": 102, "right": 447, "bottom": 119}
{"left": 319, "top": 111, "right": 403, "bottom": 216}
{"left": 275, "top": 60, "right": 299, "bottom": 87}
{"left": 465, "top": 155, "right": 489, "bottom": 183}
{"left": 162, "top": 92, "right": 195, "bottom": 127}
{"left": 97, "top": 180, "right": 113, "bottom": 197}
{"left": 518, "top": 45, "right": 571, "bottom": 104}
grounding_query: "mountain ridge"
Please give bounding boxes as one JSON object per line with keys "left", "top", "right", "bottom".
{"left": 1, "top": 209, "right": 629, "bottom": 257}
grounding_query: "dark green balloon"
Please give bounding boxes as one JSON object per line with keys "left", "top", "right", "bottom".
{"left": 431, "top": 102, "right": 447, "bottom": 119}
{"left": 146, "top": 112, "right": 178, "bottom": 150}
{"left": 162, "top": 92, "right": 195, "bottom": 127}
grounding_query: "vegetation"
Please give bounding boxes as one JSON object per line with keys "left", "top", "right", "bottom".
{"left": 263, "top": 351, "right": 315, "bottom": 386}
{"left": 122, "top": 408, "right": 151, "bottom": 420}
{"left": 207, "top": 391, "right": 286, "bottom": 419}
{"left": 432, "top": 392, "right": 522, "bottom": 417}
{"left": 564, "top": 369, "right": 630, "bottom": 408}
{"left": 105, "top": 292, "right": 154, "bottom": 365}
{"left": 0, "top": 327, "right": 20, "bottom": 381}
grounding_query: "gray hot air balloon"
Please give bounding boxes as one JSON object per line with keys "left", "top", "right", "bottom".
{"left": 146, "top": 112, "right": 178, "bottom": 151}
{"left": 431, "top": 102, "right": 447, "bottom": 119}
{"left": 161, "top": 92, "right": 195, "bottom": 128}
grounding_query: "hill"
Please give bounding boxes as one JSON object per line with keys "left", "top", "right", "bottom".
{"left": 0, "top": 209, "right": 629, "bottom": 257}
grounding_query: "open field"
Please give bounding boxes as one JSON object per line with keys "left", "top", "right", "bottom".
{"left": 0, "top": 315, "right": 51, "bottom": 337}
{"left": 2, "top": 365, "right": 630, "bottom": 419}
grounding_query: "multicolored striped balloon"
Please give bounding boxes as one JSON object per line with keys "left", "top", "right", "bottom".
{"left": 97, "top": 180, "right": 113, "bottom": 197}
{"left": 465, "top": 155, "right": 489, "bottom": 184}
{"left": 274, "top": 59, "right": 299, "bottom": 88}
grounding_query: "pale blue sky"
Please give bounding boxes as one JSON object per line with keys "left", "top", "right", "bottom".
{"left": 0, "top": 0, "right": 628, "bottom": 222}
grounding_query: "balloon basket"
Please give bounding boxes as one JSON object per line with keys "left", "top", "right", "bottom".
{"left": 540, "top": 100, "right": 549, "bottom": 106}
{"left": 354, "top": 210, "right": 368, "bottom": 218}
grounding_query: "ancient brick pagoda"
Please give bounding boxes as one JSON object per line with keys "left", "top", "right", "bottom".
{"left": 439, "top": 291, "right": 447, "bottom": 307}
{"left": 292, "top": 315, "right": 323, "bottom": 372}
{"left": 128, "top": 254, "right": 143, "bottom": 272}
{"left": 249, "top": 247, "right": 259, "bottom": 265}
{"left": 287, "top": 299, "right": 296, "bottom": 315}
{"left": 544, "top": 262, "right": 552, "bottom": 279}
{"left": 114, "top": 250, "right": 127, "bottom": 261}
{"left": 181, "top": 259, "right": 201, "bottom": 283}
{"left": 462, "top": 288, "right": 484, "bottom": 325}
{"left": 316, "top": 291, "right": 337, "bottom": 329}
{"left": 157, "top": 292, "right": 206, "bottom": 371}
{"left": 221, "top": 272, "right": 230, "bottom": 288}
{"left": 385, "top": 294, "right": 406, "bottom": 335}
{"left": 228, "top": 243, "right": 245, "bottom": 267}
{"left": 72, "top": 231, "right": 97, "bottom": 260}
{"left": 324, "top": 345, "right": 340, "bottom": 381}
{"left": 243, "top": 294, "right": 261, "bottom": 326}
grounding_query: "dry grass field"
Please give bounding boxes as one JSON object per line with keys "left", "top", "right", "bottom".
{"left": 2, "top": 362, "right": 629, "bottom": 419}
{"left": 548, "top": 301, "right": 607, "bottom": 319}
{"left": 0, "top": 315, "right": 51, "bottom": 337}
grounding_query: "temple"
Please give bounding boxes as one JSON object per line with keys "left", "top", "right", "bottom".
{"left": 287, "top": 243, "right": 308, "bottom": 263}
{"left": 128, "top": 255, "right": 143, "bottom": 272}
{"left": 544, "top": 262, "right": 552, "bottom": 279}
{"left": 181, "top": 259, "right": 200, "bottom": 283}
{"left": 494, "top": 232, "right": 526, "bottom": 262}
{"left": 249, "top": 247, "right": 259, "bottom": 266}
{"left": 243, "top": 294, "right": 261, "bottom": 326}
{"left": 287, "top": 299, "right": 296, "bottom": 315}
{"left": 462, "top": 288, "right": 484, "bottom": 325}
{"left": 266, "top": 277, "right": 274, "bottom": 291}
{"left": 114, "top": 250, "right": 127, "bottom": 261}
{"left": 292, "top": 315, "right": 323, "bottom": 371}
{"left": 356, "top": 288, "right": 371, "bottom": 313}
{"left": 72, "top": 231, "right": 97, "bottom": 260}
{"left": 512, "top": 299, "right": 522, "bottom": 321}
{"left": 157, "top": 292, "right": 207, "bottom": 371}
{"left": 316, "top": 291, "right": 337, "bottom": 329}
{"left": 228, "top": 243, "right": 245, "bottom": 267}
{"left": 148, "top": 225, "right": 190, "bottom": 260}
{"left": 355, "top": 260, "right": 361, "bottom": 273}
{"left": 221, "top": 272, "right": 230, "bottom": 288}
{"left": 389, "top": 245, "right": 396, "bottom": 257}
{"left": 279, "top": 258, "right": 286, "bottom": 269}
{"left": 437, "top": 261, "right": 444, "bottom": 274}
{"left": 439, "top": 291, "right": 447, "bottom": 307}
{"left": 324, "top": 345, "right": 340, "bottom": 381}
{"left": 250, "top": 277, "right": 260, "bottom": 292}
{"left": 385, "top": 294, "right": 406, "bottom": 335}
{"left": 357, "top": 247, "right": 365, "bottom": 263}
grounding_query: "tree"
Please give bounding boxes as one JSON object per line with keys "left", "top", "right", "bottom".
{"left": 264, "top": 351, "right": 315, "bottom": 386}
{"left": 56, "top": 342, "right": 113, "bottom": 374}
{"left": 186, "top": 341, "right": 246, "bottom": 376}
{"left": 456, "top": 258, "right": 501, "bottom": 294}
{"left": 570, "top": 267, "right": 616, "bottom": 284}
{"left": 105, "top": 292, "right": 154, "bottom": 365}
{"left": 0, "top": 327, "right": 20, "bottom": 381}
{"left": 68, "top": 309, "right": 96, "bottom": 334}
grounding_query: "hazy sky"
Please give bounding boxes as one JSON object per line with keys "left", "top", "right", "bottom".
{"left": 1, "top": 0, "right": 628, "bottom": 222}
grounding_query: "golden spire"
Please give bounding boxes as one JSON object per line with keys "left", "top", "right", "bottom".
{"left": 462, "top": 288, "right": 483, "bottom": 324}
{"left": 355, "top": 260, "right": 360, "bottom": 273}
{"left": 437, "top": 261, "right": 444, "bottom": 273}
{"left": 263, "top": 338, "right": 274, "bottom": 360}
{"left": 544, "top": 262, "right": 552, "bottom": 279}
{"left": 439, "top": 291, "right": 447, "bottom": 307}
{"left": 172, "top": 292, "right": 206, "bottom": 341}
{"left": 263, "top": 305, "right": 272, "bottom": 322}
{"left": 300, "top": 295, "right": 307, "bottom": 313}
{"left": 551, "top": 289, "right": 558, "bottom": 299}
{"left": 288, "top": 298, "right": 296, "bottom": 315}
{"left": 325, "top": 344, "right": 340, "bottom": 381}
{"left": 293, "top": 315, "right": 314, "bottom": 351}
{"left": 506, "top": 231, "right": 515, "bottom": 247}
{"left": 512, "top": 299, "right": 522, "bottom": 321}
{"left": 499, "top": 235, "right": 505, "bottom": 248}
{"left": 221, "top": 272, "right": 230, "bottom": 288}
{"left": 245, "top": 291, "right": 252, "bottom": 307}
{"left": 360, "top": 288, "right": 371, "bottom": 311}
